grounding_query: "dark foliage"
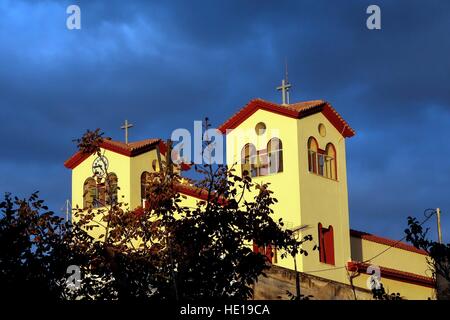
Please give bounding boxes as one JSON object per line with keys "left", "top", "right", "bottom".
{"left": 405, "top": 215, "right": 450, "bottom": 299}
{"left": 0, "top": 192, "right": 68, "bottom": 300}
{"left": 0, "top": 124, "right": 312, "bottom": 301}
{"left": 371, "top": 284, "right": 402, "bottom": 300}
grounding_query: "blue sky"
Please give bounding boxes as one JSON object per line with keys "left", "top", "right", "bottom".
{"left": 0, "top": 0, "right": 449, "bottom": 242}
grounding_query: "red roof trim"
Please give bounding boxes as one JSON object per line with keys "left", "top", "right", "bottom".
{"left": 64, "top": 139, "right": 161, "bottom": 169}
{"left": 350, "top": 229, "right": 428, "bottom": 256}
{"left": 174, "top": 183, "right": 209, "bottom": 201}
{"left": 174, "top": 183, "right": 227, "bottom": 205}
{"left": 218, "top": 98, "right": 355, "bottom": 138}
{"left": 218, "top": 99, "right": 298, "bottom": 133}
{"left": 322, "top": 104, "right": 355, "bottom": 138}
{"left": 64, "top": 152, "right": 91, "bottom": 170}
{"left": 347, "top": 261, "right": 435, "bottom": 288}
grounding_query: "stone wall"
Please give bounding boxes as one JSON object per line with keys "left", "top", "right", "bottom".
{"left": 252, "top": 265, "right": 373, "bottom": 300}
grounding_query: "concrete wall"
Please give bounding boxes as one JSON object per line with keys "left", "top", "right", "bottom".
{"left": 252, "top": 265, "right": 373, "bottom": 300}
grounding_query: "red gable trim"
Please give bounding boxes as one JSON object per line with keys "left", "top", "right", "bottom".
{"left": 218, "top": 99, "right": 299, "bottom": 133}
{"left": 347, "top": 261, "right": 435, "bottom": 288}
{"left": 350, "top": 229, "right": 428, "bottom": 256}
{"left": 322, "top": 104, "right": 355, "bottom": 138}
{"left": 64, "top": 152, "right": 91, "bottom": 170}
{"left": 174, "top": 183, "right": 227, "bottom": 205}
{"left": 64, "top": 139, "right": 161, "bottom": 169}
{"left": 175, "top": 183, "right": 209, "bottom": 201}
{"left": 218, "top": 98, "right": 355, "bottom": 138}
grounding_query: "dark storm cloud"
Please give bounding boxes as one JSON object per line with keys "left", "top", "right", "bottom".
{"left": 0, "top": 0, "right": 449, "bottom": 241}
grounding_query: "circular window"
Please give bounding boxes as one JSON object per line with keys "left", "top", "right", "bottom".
{"left": 318, "top": 123, "right": 326, "bottom": 137}
{"left": 255, "top": 122, "right": 266, "bottom": 135}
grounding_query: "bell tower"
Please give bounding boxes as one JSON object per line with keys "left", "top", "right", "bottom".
{"left": 219, "top": 98, "right": 355, "bottom": 284}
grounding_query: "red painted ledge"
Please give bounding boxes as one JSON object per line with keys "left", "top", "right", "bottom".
{"left": 350, "top": 229, "right": 428, "bottom": 256}
{"left": 347, "top": 261, "right": 435, "bottom": 288}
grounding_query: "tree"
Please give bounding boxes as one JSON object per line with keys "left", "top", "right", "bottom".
{"left": 405, "top": 214, "right": 450, "bottom": 299}
{"left": 0, "top": 124, "right": 311, "bottom": 301}
{"left": 0, "top": 192, "right": 69, "bottom": 300}
{"left": 67, "top": 122, "right": 312, "bottom": 300}
{"left": 371, "top": 283, "right": 402, "bottom": 300}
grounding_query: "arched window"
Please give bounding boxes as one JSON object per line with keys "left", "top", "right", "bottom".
{"left": 96, "top": 182, "right": 106, "bottom": 208}
{"left": 307, "top": 137, "right": 319, "bottom": 174}
{"left": 106, "top": 173, "right": 118, "bottom": 205}
{"left": 241, "top": 143, "right": 257, "bottom": 177}
{"left": 141, "top": 171, "right": 151, "bottom": 201}
{"left": 325, "top": 143, "right": 337, "bottom": 180}
{"left": 83, "top": 178, "right": 97, "bottom": 209}
{"left": 267, "top": 138, "right": 283, "bottom": 174}
{"left": 152, "top": 159, "right": 158, "bottom": 171}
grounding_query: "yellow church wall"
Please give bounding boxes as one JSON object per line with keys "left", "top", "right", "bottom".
{"left": 350, "top": 236, "right": 431, "bottom": 277}
{"left": 225, "top": 109, "right": 302, "bottom": 228}
{"left": 296, "top": 112, "right": 352, "bottom": 284}
{"left": 71, "top": 145, "right": 202, "bottom": 240}
{"left": 350, "top": 272, "right": 435, "bottom": 300}
{"left": 349, "top": 236, "right": 434, "bottom": 299}
{"left": 71, "top": 149, "right": 132, "bottom": 211}
{"left": 179, "top": 194, "right": 209, "bottom": 212}
{"left": 223, "top": 108, "right": 355, "bottom": 282}
{"left": 225, "top": 108, "right": 304, "bottom": 271}
{"left": 71, "top": 148, "right": 132, "bottom": 239}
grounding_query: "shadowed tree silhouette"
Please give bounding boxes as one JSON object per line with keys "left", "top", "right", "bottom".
{"left": 1, "top": 121, "right": 312, "bottom": 301}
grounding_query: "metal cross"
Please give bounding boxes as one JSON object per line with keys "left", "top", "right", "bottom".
{"left": 277, "top": 79, "right": 292, "bottom": 105}
{"left": 121, "top": 119, "right": 133, "bottom": 144}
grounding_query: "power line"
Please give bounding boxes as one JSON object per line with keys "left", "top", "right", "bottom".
{"left": 302, "top": 209, "right": 437, "bottom": 274}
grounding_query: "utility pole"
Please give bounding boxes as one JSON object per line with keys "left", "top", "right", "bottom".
{"left": 66, "top": 199, "right": 69, "bottom": 222}
{"left": 437, "top": 208, "right": 443, "bottom": 244}
{"left": 62, "top": 199, "right": 71, "bottom": 222}
{"left": 293, "top": 256, "right": 301, "bottom": 299}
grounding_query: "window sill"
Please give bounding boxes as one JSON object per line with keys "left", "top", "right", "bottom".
{"left": 308, "top": 171, "right": 338, "bottom": 182}
{"left": 319, "top": 261, "right": 336, "bottom": 267}
{"left": 248, "top": 171, "right": 284, "bottom": 179}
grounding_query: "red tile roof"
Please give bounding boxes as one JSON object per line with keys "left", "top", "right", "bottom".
{"left": 350, "top": 229, "right": 428, "bottom": 256}
{"left": 174, "top": 183, "right": 227, "bottom": 204}
{"left": 218, "top": 98, "right": 355, "bottom": 138}
{"left": 347, "top": 261, "right": 435, "bottom": 288}
{"left": 64, "top": 138, "right": 163, "bottom": 169}
{"left": 105, "top": 139, "right": 162, "bottom": 154}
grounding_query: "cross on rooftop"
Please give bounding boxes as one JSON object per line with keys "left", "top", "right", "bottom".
{"left": 121, "top": 119, "right": 133, "bottom": 144}
{"left": 277, "top": 79, "right": 292, "bottom": 105}
{"left": 277, "top": 61, "right": 292, "bottom": 105}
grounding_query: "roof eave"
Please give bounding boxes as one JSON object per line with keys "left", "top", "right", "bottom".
{"left": 64, "top": 139, "right": 161, "bottom": 170}
{"left": 218, "top": 99, "right": 355, "bottom": 138}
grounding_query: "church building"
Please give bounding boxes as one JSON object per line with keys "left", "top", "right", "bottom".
{"left": 64, "top": 84, "right": 435, "bottom": 300}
